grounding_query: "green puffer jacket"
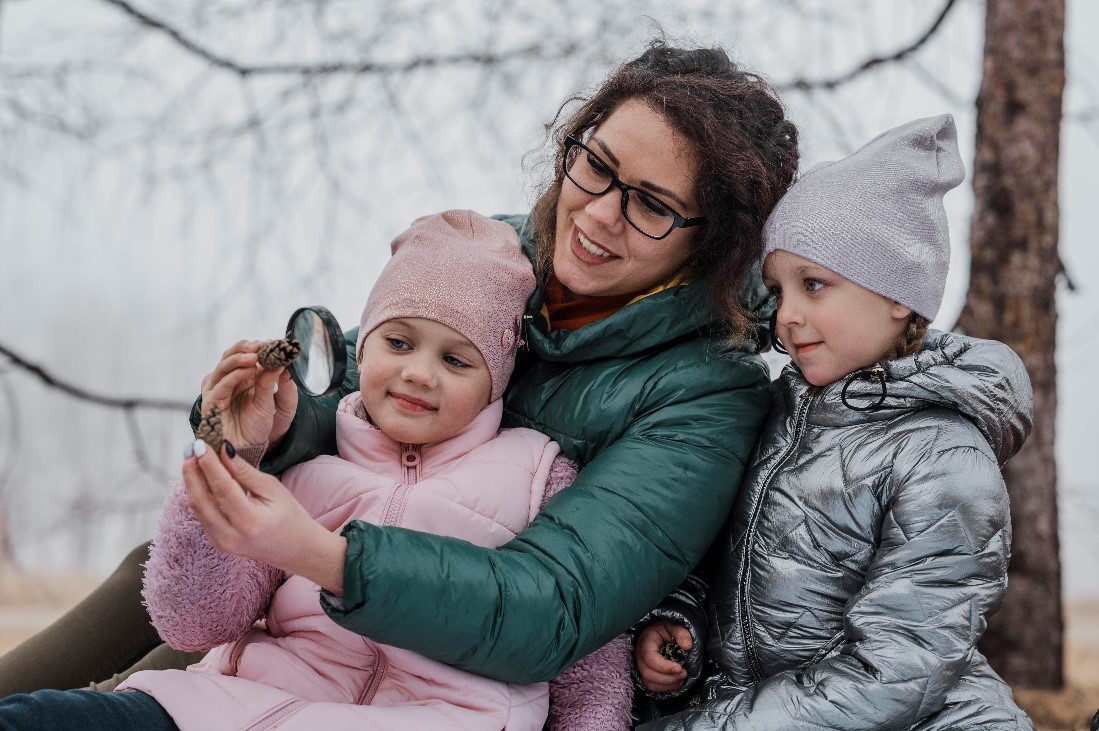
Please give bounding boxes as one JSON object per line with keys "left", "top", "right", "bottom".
{"left": 254, "top": 214, "right": 772, "bottom": 684}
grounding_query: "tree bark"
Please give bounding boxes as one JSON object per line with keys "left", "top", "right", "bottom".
{"left": 958, "top": 0, "right": 1065, "bottom": 688}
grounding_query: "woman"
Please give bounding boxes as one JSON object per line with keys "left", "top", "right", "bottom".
{"left": 0, "top": 41, "right": 799, "bottom": 696}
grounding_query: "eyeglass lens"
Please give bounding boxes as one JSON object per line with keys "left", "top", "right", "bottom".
{"left": 564, "top": 143, "right": 681, "bottom": 238}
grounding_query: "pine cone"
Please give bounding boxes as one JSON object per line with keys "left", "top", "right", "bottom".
{"left": 659, "top": 641, "right": 688, "bottom": 665}
{"left": 195, "top": 404, "right": 225, "bottom": 454}
{"left": 257, "top": 338, "right": 302, "bottom": 371}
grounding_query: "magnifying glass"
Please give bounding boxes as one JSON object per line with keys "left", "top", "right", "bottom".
{"left": 285, "top": 306, "right": 347, "bottom": 397}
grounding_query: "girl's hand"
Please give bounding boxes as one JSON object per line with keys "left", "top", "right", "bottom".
{"left": 182, "top": 439, "right": 346, "bottom": 594}
{"left": 200, "top": 341, "right": 298, "bottom": 447}
{"left": 635, "top": 619, "right": 692, "bottom": 694}
{"left": 268, "top": 365, "right": 298, "bottom": 446}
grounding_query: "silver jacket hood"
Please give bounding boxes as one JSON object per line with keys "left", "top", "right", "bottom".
{"left": 815, "top": 329, "right": 1032, "bottom": 465}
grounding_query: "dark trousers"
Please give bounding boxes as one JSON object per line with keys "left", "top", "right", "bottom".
{"left": 0, "top": 542, "right": 202, "bottom": 695}
{"left": 0, "top": 689, "right": 178, "bottom": 731}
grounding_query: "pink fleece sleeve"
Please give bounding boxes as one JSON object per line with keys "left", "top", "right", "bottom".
{"left": 543, "top": 454, "right": 634, "bottom": 730}
{"left": 142, "top": 476, "right": 284, "bottom": 652}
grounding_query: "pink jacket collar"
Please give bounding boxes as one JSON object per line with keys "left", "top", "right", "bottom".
{"left": 334, "top": 393, "right": 504, "bottom": 479}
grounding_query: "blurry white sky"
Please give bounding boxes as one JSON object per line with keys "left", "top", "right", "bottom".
{"left": 0, "top": 0, "right": 1096, "bottom": 596}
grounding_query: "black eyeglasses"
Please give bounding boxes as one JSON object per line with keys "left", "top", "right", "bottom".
{"left": 562, "top": 135, "right": 706, "bottom": 240}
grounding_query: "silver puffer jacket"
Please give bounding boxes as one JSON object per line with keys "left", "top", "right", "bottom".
{"left": 640, "top": 331, "right": 1035, "bottom": 730}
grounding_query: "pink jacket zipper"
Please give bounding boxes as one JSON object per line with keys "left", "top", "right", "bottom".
{"left": 381, "top": 443, "right": 422, "bottom": 526}
{"left": 360, "top": 444, "right": 420, "bottom": 705}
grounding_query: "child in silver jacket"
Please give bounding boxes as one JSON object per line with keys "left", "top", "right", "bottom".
{"left": 634, "top": 115, "right": 1035, "bottom": 730}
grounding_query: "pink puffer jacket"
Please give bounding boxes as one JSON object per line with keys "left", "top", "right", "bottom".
{"left": 120, "top": 395, "right": 631, "bottom": 730}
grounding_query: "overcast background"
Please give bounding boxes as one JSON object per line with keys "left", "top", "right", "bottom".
{"left": 0, "top": 0, "right": 1096, "bottom": 598}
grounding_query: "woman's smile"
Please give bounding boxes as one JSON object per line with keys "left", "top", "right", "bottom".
{"left": 570, "top": 226, "right": 618, "bottom": 264}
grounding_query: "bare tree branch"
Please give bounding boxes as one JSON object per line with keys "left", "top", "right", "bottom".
{"left": 123, "top": 409, "right": 176, "bottom": 483}
{"left": 777, "top": 0, "right": 959, "bottom": 92}
{"left": 0, "top": 341, "right": 190, "bottom": 411}
{"left": 98, "top": 0, "right": 582, "bottom": 78}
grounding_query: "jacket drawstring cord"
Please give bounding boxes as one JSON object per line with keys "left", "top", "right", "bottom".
{"left": 767, "top": 309, "right": 788, "bottom": 355}
{"left": 841, "top": 364, "right": 888, "bottom": 411}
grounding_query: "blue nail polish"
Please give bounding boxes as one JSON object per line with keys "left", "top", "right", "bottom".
{"left": 183, "top": 441, "right": 194, "bottom": 459}
{"left": 225, "top": 441, "right": 236, "bottom": 458}
{"left": 193, "top": 439, "right": 207, "bottom": 457}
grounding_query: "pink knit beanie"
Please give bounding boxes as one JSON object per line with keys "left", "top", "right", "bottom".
{"left": 358, "top": 210, "right": 535, "bottom": 402}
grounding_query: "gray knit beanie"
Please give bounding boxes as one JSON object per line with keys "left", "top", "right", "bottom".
{"left": 761, "top": 114, "right": 965, "bottom": 320}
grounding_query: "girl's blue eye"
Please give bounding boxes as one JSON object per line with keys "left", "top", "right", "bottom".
{"left": 805, "top": 279, "right": 825, "bottom": 293}
{"left": 443, "top": 355, "right": 470, "bottom": 369}
{"left": 386, "top": 337, "right": 411, "bottom": 351}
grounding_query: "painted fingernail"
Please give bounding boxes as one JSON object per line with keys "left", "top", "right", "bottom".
{"left": 224, "top": 441, "right": 236, "bottom": 458}
{"left": 272, "top": 382, "right": 279, "bottom": 394}
{"left": 183, "top": 441, "right": 194, "bottom": 459}
{"left": 193, "top": 439, "right": 207, "bottom": 457}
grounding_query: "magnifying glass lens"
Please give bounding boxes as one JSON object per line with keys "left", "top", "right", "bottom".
{"left": 286, "top": 307, "right": 346, "bottom": 397}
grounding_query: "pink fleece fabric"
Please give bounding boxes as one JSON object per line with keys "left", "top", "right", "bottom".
{"left": 143, "top": 478, "right": 283, "bottom": 652}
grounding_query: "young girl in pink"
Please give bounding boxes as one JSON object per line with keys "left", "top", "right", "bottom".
{"left": 0, "top": 210, "right": 630, "bottom": 730}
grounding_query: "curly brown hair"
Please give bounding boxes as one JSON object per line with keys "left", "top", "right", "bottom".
{"left": 530, "top": 41, "right": 799, "bottom": 338}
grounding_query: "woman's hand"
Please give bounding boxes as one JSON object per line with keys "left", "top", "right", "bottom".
{"left": 182, "top": 439, "right": 346, "bottom": 594}
{"left": 200, "top": 340, "right": 299, "bottom": 447}
{"left": 635, "top": 619, "right": 692, "bottom": 694}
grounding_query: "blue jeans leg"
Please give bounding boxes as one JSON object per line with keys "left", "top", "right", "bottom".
{"left": 0, "top": 688, "right": 178, "bottom": 731}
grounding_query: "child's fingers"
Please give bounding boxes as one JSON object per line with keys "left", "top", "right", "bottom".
{"left": 274, "top": 367, "right": 297, "bottom": 401}
{"left": 637, "top": 641, "right": 689, "bottom": 680}
{"left": 204, "top": 351, "right": 260, "bottom": 395}
{"left": 204, "top": 365, "right": 260, "bottom": 408}
{"left": 641, "top": 648, "right": 689, "bottom": 678}
{"left": 637, "top": 659, "right": 687, "bottom": 693}
{"left": 218, "top": 340, "right": 261, "bottom": 361}
{"left": 637, "top": 623, "right": 690, "bottom": 675}
{"left": 647, "top": 618, "right": 693, "bottom": 653}
{"left": 637, "top": 644, "right": 686, "bottom": 676}
{"left": 270, "top": 368, "right": 300, "bottom": 443}
{"left": 255, "top": 365, "right": 280, "bottom": 390}
{"left": 670, "top": 623, "right": 694, "bottom": 651}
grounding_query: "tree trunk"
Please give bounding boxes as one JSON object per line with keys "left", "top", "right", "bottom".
{"left": 958, "top": 0, "right": 1065, "bottom": 688}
